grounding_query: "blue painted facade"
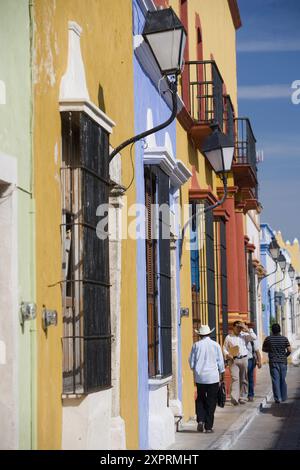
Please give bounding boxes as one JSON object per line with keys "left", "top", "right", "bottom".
{"left": 260, "top": 223, "right": 276, "bottom": 336}
{"left": 132, "top": 0, "right": 180, "bottom": 448}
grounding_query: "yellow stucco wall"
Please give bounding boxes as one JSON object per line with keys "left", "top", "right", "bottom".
{"left": 169, "top": 0, "right": 238, "bottom": 421}
{"left": 277, "top": 233, "right": 300, "bottom": 273}
{"left": 33, "top": 0, "right": 137, "bottom": 449}
{"left": 287, "top": 241, "right": 300, "bottom": 273}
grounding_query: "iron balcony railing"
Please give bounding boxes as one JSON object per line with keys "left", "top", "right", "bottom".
{"left": 234, "top": 117, "right": 257, "bottom": 177}
{"left": 184, "top": 60, "right": 224, "bottom": 129}
{"left": 224, "top": 95, "right": 235, "bottom": 141}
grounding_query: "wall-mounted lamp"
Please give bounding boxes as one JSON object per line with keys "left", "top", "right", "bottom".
{"left": 202, "top": 123, "right": 235, "bottom": 176}
{"left": 42, "top": 308, "right": 58, "bottom": 331}
{"left": 277, "top": 252, "right": 287, "bottom": 272}
{"left": 179, "top": 124, "right": 234, "bottom": 265}
{"left": 201, "top": 122, "right": 235, "bottom": 208}
{"left": 143, "top": 7, "right": 186, "bottom": 77}
{"left": 268, "top": 252, "right": 287, "bottom": 293}
{"left": 109, "top": 7, "right": 186, "bottom": 164}
{"left": 257, "top": 238, "right": 280, "bottom": 292}
{"left": 20, "top": 301, "right": 37, "bottom": 325}
{"left": 288, "top": 264, "right": 295, "bottom": 281}
{"left": 275, "top": 292, "right": 285, "bottom": 308}
{"left": 269, "top": 237, "right": 280, "bottom": 261}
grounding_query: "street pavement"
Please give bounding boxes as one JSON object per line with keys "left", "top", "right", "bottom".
{"left": 232, "top": 364, "right": 300, "bottom": 450}
{"left": 169, "top": 365, "right": 273, "bottom": 450}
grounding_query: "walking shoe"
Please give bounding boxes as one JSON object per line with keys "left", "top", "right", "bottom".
{"left": 205, "top": 429, "right": 214, "bottom": 433}
{"left": 197, "top": 422, "right": 204, "bottom": 432}
{"left": 238, "top": 399, "right": 247, "bottom": 404}
{"left": 248, "top": 397, "right": 254, "bottom": 402}
{"left": 231, "top": 398, "right": 239, "bottom": 406}
{"left": 274, "top": 399, "right": 281, "bottom": 404}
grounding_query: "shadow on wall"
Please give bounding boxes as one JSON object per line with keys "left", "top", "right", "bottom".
{"left": 98, "top": 83, "right": 106, "bottom": 113}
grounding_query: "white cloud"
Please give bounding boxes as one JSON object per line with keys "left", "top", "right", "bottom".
{"left": 237, "top": 39, "right": 300, "bottom": 53}
{"left": 238, "top": 84, "right": 291, "bottom": 100}
{"left": 262, "top": 143, "right": 300, "bottom": 159}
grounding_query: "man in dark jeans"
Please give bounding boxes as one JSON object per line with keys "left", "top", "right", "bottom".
{"left": 189, "top": 325, "right": 225, "bottom": 433}
{"left": 262, "top": 323, "right": 292, "bottom": 403}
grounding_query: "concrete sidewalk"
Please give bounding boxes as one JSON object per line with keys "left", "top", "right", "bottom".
{"left": 169, "top": 365, "right": 273, "bottom": 450}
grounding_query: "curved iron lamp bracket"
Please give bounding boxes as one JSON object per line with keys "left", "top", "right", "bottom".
{"left": 109, "top": 78, "right": 178, "bottom": 164}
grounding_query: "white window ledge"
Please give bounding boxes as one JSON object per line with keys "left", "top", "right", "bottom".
{"left": 59, "top": 99, "right": 115, "bottom": 134}
{"left": 148, "top": 375, "right": 173, "bottom": 389}
{"left": 144, "top": 145, "right": 175, "bottom": 176}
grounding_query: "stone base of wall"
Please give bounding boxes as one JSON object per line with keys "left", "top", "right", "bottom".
{"left": 110, "top": 415, "right": 126, "bottom": 450}
{"left": 148, "top": 382, "right": 175, "bottom": 449}
{"left": 62, "top": 389, "right": 112, "bottom": 450}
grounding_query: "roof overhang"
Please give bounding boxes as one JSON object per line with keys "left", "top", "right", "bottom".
{"left": 228, "top": 0, "right": 242, "bottom": 30}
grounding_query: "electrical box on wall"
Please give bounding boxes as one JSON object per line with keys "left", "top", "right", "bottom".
{"left": 42, "top": 308, "right": 58, "bottom": 331}
{"left": 20, "top": 302, "right": 37, "bottom": 325}
{"left": 180, "top": 307, "right": 189, "bottom": 318}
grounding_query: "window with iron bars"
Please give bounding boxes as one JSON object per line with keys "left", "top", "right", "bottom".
{"left": 214, "top": 217, "right": 228, "bottom": 346}
{"left": 190, "top": 202, "right": 228, "bottom": 345}
{"left": 190, "top": 200, "right": 216, "bottom": 342}
{"left": 145, "top": 165, "right": 172, "bottom": 379}
{"left": 61, "top": 111, "right": 112, "bottom": 395}
{"left": 248, "top": 250, "right": 257, "bottom": 327}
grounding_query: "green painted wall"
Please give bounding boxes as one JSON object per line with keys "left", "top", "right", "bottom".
{"left": 0, "top": 0, "right": 36, "bottom": 449}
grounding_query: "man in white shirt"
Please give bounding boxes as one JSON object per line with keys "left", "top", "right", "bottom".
{"left": 189, "top": 325, "right": 225, "bottom": 433}
{"left": 223, "top": 321, "right": 257, "bottom": 405}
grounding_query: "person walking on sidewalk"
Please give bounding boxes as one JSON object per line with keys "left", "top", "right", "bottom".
{"left": 246, "top": 322, "right": 262, "bottom": 402}
{"left": 189, "top": 325, "right": 225, "bottom": 433}
{"left": 262, "top": 323, "right": 291, "bottom": 403}
{"left": 223, "top": 321, "right": 257, "bottom": 405}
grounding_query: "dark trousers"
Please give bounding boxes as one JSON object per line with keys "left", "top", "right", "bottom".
{"left": 196, "top": 382, "right": 219, "bottom": 430}
{"left": 269, "top": 363, "right": 288, "bottom": 402}
{"left": 248, "top": 358, "right": 256, "bottom": 398}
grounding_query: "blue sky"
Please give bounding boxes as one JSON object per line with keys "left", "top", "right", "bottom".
{"left": 236, "top": 0, "right": 300, "bottom": 242}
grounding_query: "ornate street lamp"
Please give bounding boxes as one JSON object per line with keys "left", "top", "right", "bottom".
{"left": 288, "top": 264, "right": 295, "bottom": 281}
{"left": 269, "top": 237, "right": 280, "bottom": 262}
{"left": 179, "top": 124, "right": 234, "bottom": 264}
{"left": 109, "top": 7, "right": 186, "bottom": 164}
{"left": 201, "top": 124, "right": 235, "bottom": 175}
{"left": 198, "top": 123, "right": 235, "bottom": 210}
{"left": 277, "top": 253, "right": 287, "bottom": 272}
{"left": 143, "top": 8, "right": 186, "bottom": 77}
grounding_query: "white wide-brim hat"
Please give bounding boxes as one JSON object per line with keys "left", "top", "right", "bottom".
{"left": 194, "top": 325, "right": 215, "bottom": 336}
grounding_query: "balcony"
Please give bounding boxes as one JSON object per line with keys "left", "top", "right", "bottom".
{"left": 232, "top": 117, "right": 259, "bottom": 206}
{"left": 182, "top": 60, "right": 224, "bottom": 146}
{"left": 224, "top": 95, "right": 235, "bottom": 142}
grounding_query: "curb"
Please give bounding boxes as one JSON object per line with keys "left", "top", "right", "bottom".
{"left": 206, "top": 389, "right": 273, "bottom": 450}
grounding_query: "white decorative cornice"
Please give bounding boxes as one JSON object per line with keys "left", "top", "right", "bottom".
{"left": 59, "top": 21, "right": 89, "bottom": 102}
{"left": 144, "top": 146, "right": 176, "bottom": 176}
{"left": 59, "top": 21, "right": 115, "bottom": 134}
{"left": 170, "top": 160, "right": 192, "bottom": 188}
{"left": 144, "top": 110, "right": 191, "bottom": 185}
{"left": 59, "top": 99, "right": 115, "bottom": 134}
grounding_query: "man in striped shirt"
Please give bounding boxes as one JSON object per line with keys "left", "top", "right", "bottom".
{"left": 262, "top": 323, "right": 291, "bottom": 403}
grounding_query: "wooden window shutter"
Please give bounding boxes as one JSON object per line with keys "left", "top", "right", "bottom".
{"left": 157, "top": 167, "right": 172, "bottom": 377}
{"left": 205, "top": 204, "right": 217, "bottom": 340}
{"left": 145, "top": 167, "right": 158, "bottom": 378}
{"left": 248, "top": 251, "right": 256, "bottom": 326}
{"left": 61, "top": 111, "right": 111, "bottom": 394}
{"left": 220, "top": 219, "right": 228, "bottom": 340}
